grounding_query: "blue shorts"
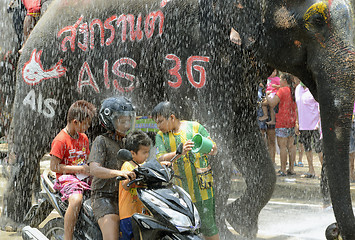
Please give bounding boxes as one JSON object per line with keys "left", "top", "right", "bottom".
{"left": 119, "top": 218, "right": 133, "bottom": 240}
{"left": 350, "top": 122, "right": 355, "bottom": 153}
{"left": 275, "top": 128, "right": 295, "bottom": 138}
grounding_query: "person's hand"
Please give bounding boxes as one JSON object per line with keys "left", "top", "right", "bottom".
{"left": 117, "top": 170, "right": 136, "bottom": 180}
{"left": 160, "top": 161, "right": 172, "bottom": 167}
{"left": 207, "top": 137, "right": 217, "bottom": 156}
{"left": 182, "top": 140, "right": 194, "bottom": 155}
{"left": 295, "top": 123, "right": 300, "bottom": 135}
{"left": 82, "top": 164, "right": 90, "bottom": 175}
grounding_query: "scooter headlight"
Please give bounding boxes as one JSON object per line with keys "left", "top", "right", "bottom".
{"left": 159, "top": 208, "right": 193, "bottom": 230}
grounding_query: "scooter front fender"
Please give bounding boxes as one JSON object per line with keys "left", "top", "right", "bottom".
{"left": 132, "top": 213, "right": 177, "bottom": 240}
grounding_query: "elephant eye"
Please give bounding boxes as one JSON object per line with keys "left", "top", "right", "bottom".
{"left": 310, "top": 14, "right": 326, "bottom": 27}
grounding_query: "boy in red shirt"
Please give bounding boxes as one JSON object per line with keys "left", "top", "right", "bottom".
{"left": 50, "top": 100, "right": 96, "bottom": 240}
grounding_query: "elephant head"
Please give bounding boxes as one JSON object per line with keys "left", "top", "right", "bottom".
{"left": 230, "top": 0, "right": 355, "bottom": 238}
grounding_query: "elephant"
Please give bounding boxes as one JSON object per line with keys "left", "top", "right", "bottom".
{"left": 2, "top": 0, "right": 354, "bottom": 239}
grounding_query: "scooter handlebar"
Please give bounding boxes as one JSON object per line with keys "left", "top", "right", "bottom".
{"left": 116, "top": 176, "right": 127, "bottom": 181}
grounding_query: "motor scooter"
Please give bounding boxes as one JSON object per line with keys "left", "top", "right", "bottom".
{"left": 117, "top": 143, "right": 202, "bottom": 240}
{"left": 22, "top": 143, "right": 201, "bottom": 240}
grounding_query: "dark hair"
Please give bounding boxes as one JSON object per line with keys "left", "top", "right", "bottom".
{"left": 67, "top": 100, "right": 96, "bottom": 123}
{"left": 151, "top": 101, "right": 180, "bottom": 119}
{"left": 281, "top": 73, "right": 296, "bottom": 102}
{"left": 125, "top": 130, "right": 152, "bottom": 153}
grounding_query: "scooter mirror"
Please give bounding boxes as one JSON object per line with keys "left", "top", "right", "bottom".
{"left": 176, "top": 143, "right": 183, "bottom": 155}
{"left": 117, "top": 149, "right": 133, "bottom": 161}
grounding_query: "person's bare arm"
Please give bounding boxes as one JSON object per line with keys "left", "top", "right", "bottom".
{"left": 50, "top": 155, "right": 90, "bottom": 175}
{"left": 157, "top": 140, "right": 194, "bottom": 162}
{"left": 266, "top": 93, "right": 280, "bottom": 108}
{"left": 90, "top": 162, "right": 135, "bottom": 180}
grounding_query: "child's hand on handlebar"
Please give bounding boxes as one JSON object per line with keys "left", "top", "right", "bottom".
{"left": 182, "top": 140, "right": 194, "bottom": 155}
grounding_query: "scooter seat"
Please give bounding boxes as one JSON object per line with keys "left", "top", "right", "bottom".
{"left": 83, "top": 198, "right": 94, "bottom": 219}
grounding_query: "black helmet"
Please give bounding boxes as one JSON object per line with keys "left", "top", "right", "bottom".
{"left": 99, "top": 97, "right": 135, "bottom": 134}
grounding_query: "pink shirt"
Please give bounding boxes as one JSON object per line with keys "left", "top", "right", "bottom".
{"left": 295, "top": 85, "right": 320, "bottom": 130}
{"left": 266, "top": 76, "right": 280, "bottom": 94}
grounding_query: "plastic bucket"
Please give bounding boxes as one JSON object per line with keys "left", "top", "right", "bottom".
{"left": 191, "top": 134, "right": 213, "bottom": 154}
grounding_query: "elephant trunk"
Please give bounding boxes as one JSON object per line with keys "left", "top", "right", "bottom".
{"left": 313, "top": 41, "right": 355, "bottom": 239}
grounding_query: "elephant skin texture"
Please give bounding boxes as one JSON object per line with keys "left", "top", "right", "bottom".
{"left": 2, "top": 0, "right": 355, "bottom": 239}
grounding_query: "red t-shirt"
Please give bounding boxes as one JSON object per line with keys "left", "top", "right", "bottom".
{"left": 50, "top": 129, "right": 90, "bottom": 178}
{"left": 275, "top": 87, "right": 297, "bottom": 128}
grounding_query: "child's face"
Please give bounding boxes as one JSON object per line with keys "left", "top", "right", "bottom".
{"left": 132, "top": 145, "right": 150, "bottom": 164}
{"left": 155, "top": 115, "right": 174, "bottom": 133}
{"left": 75, "top": 118, "right": 92, "bottom": 133}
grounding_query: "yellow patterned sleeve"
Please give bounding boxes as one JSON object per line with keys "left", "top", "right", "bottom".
{"left": 155, "top": 131, "right": 167, "bottom": 159}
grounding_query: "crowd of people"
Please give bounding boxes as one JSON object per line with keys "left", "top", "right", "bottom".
{"left": 258, "top": 69, "right": 355, "bottom": 182}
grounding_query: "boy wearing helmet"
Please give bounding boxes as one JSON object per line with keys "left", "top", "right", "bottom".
{"left": 88, "top": 97, "right": 136, "bottom": 240}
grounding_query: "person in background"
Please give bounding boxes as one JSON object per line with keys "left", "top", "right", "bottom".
{"left": 295, "top": 80, "right": 323, "bottom": 178}
{"left": 292, "top": 77, "right": 304, "bottom": 167}
{"left": 266, "top": 73, "right": 297, "bottom": 176}
{"left": 257, "top": 82, "right": 276, "bottom": 166}
{"left": 18, "top": 0, "right": 45, "bottom": 53}
{"left": 259, "top": 69, "right": 280, "bottom": 125}
{"left": 50, "top": 100, "right": 96, "bottom": 240}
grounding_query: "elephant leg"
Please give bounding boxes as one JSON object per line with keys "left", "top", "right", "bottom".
{"left": 320, "top": 156, "right": 331, "bottom": 208}
{"left": 211, "top": 153, "right": 236, "bottom": 239}
{"left": 2, "top": 151, "right": 43, "bottom": 224}
{"left": 225, "top": 132, "right": 276, "bottom": 238}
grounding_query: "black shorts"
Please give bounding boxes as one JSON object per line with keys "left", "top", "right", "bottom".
{"left": 91, "top": 191, "right": 119, "bottom": 221}
{"left": 299, "top": 130, "right": 322, "bottom": 153}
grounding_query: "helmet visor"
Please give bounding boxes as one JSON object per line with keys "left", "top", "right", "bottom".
{"left": 112, "top": 111, "right": 136, "bottom": 135}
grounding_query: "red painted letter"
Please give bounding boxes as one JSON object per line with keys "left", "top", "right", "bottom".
{"left": 104, "top": 15, "right": 117, "bottom": 46}
{"left": 166, "top": 54, "right": 182, "bottom": 88}
{"left": 112, "top": 58, "right": 137, "bottom": 92}
{"left": 77, "top": 61, "right": 100, "bottom": 93}
{"left": 89, "top": 19, "right": 105, "bottom": 49}
{"left": 127, "top": 14, "right": 143, "bottom": 42}
{"left": 57, "top": 16, "right": 83, "bottom": 52}
{"left": 78, "top": 22, "right": 89, "bottom": 52}
{"left": 186, "top": 56, "right": 209, "bottom": 88}
{"left": 145, "top": 11, "right": 164, "bottom": 39}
